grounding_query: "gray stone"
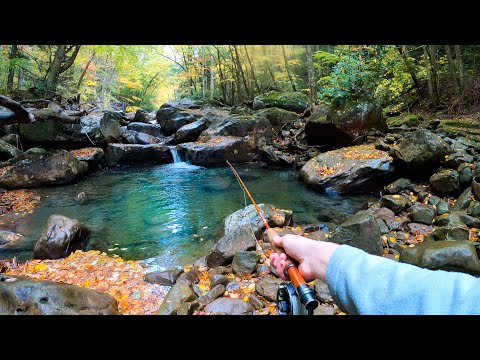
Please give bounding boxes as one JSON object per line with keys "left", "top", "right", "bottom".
{"left": 197, "top": 284, "right": 226, "bottom": 310}
{"left": 33, "top": 215, "right": 91, "bottom": 260}
{"left": 408, "top": 203, "right": 435, "bottom": 225}
{"left": 210, "top": 274, "right": 229, "bottom": 288}
{"left": 436, "top": 200, "right": 451, "bottom": 215}
{"left": 0, "top": 140, "right": 22, "bottom": 161}
{"left": 313, "top": 279, "right": 333, "bottom": 303}
{"left": 248, "top": 294, "right": 265, "bottom": 310}
{"left": 204, "top": 298, "right": 254, "bottom": 315}
{"left": 144, "top": 269, "right": 183, "bottom": 285}
{"left": 172, "top": 119, "right": 209, "bottom": 144}
{"left": 255, "top": 276, "right": 286, "bottom": 302}
{"left": 0, "top": 274, "right": 117, "bottom": 315}
{"left": 157, "top": 282, "right": 196, "bottom": 315}
{"left": 314, "top": 305, "right": 337, "bottom": 316}
{"left": 467, "top": 201, "right": 480, "bottom": 217}
{"left": 400, "top": 241, "right": 480, "bottom": 274}
{"left": 381, "top": 195, "right": 407, "bottom": 214}
{"left": 105, "top": 144, "right": 172, "bottom": 166}
{"left": 100, "top": 113, "right": 123, "bottom": 142}
{"left": 385, "top": 178, "right": 412, "bottom": 194}
{"left": 127, "top": 122, "right": 162, "bottom": 137}
{"left": 0, "top": 230, "right": 23, "bottom": 249}
{"left": 430, "top": 169, "right": 460, "bottom": 194}
{"left": 253, "top": 91, "right": 309, "bottom": 113}
{"left": 472, "top": 178, "right": 480, "bottom": 200}
{"left": 232, "top": 251, "right": 260, "bottom": 275}
{"left": 453, "top": 187, "right": 474, "bottom": 212}
{"left": 329, "top": 211, "right": 383, "bottom": 255}
{"left": 205, "top": 229, "right": 256, "bottom": 268}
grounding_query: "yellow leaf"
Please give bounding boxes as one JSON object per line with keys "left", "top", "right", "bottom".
{"left": 34, "top": 263, "right": 47, "bottom": 271}
{"left": 242, "top": 296, "right": 249, "bottom": 302}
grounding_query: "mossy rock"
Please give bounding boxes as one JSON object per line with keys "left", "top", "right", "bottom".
{"left": 386, "top": 113, "right": 421, "bottom": 128}
{"left": 437, "top": 118, "right": 480, "bottom": 142}
{"left": 252, "top": 91, "right": 309, "bottom": 113}
{"left": 256, "top": 107, "right": 298, "bottom": 128}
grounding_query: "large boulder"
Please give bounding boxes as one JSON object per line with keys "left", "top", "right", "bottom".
{"left": 305, "top": 100, "right": 386, "bottom": 147}
{"left": 33, "top": 215, "right": 92, "bottom": 260}
{"left": 197, "top": 115, "right": 272, "bottom": 145}
{"left": 255, "top": 107, "right": 298, "bottom": 128}
{"left": 222, "top": 204, "right": 293, "bottom": 238}
{"left": 104, "top": 144, "right": 172, "bottom": 166}
{"left": 127, "top": 122, "right": 162, "bottom": 137}
{"left": 393, "top": 129, "right": 449, "bottom": 174}
{"left": 232, "top": 251, "right": 260, "bottom": 275}
{"left": 100, "top": 113, "right": 123, "bottom": 143}
{"left": 80, "top": 114, "right": 103, "bottom": 142}
{"left": 122, "top": 130, "right": 162, "bottom": 145}
{"left": 204, "top": 297, "right": 254, "bottom": 315}
{"left": 430, "top": 169, "right": 460, "bottom": 195}
{"left": 172, "top": 119, "right": 209, "bottom": 144}
{"left": 329, "top": 211, "right": 383, "bottom": 255}
{"left": 299, "top": 144, "right": 394, "bottom": 194}
{"left": 132, "top": 109, "right": 153, "bottom": 124}
{"left": 177, "top": 136, "right": 257, "bottom": 166}
{"left": 0, "top": 274, "right": 118, "bottom": 315}
{"left": 0, "top": 151, "right": 85, "bottom": 190}
{"left": 0, "top": 140, "right": 22, "bottom": 161}
{"left": 252, "top": 91, "right": 309, "bottom": 114}
{"left": 155, "top": 99, "right": 201, "bottom": 124}
{"left": 158, "top": 111, "right": 200, "bottom": 136}
{"left": 400, "top": 241, "right": 480, "bottom": 274}
{"left": 156, "top": 281, "right": 196, "bottom": 315}
{"left": 70, "top": 147, "right": 104, "bottom": 163}
{"left": 407, "top": 203, "right": 435, "bottom": 225}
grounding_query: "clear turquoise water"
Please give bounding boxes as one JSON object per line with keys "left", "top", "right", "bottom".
{"left": 0, "top": 162, "right": 374, "bottom": 269}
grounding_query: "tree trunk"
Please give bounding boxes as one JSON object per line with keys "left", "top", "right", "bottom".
{"left": 423, "top": 45, "right": 437, "bottom": 106}
{"left": 229, "top": 46, "right": 243, "bottom": 103}
{"left": 454, "top": 45, "right": 465, "bottom": 91}
{"left": 76, "top": 50, "right": 96, "bottom": 91}
{"left": 428, "top": 45, "right": 440, "bottom": 99}
{"left": 281, "top": 45, "right": 297, "bottom": 91}
{"left": 244, "top": 45, "right": 260, "bottom": 94}
{"left": 233, "top": 45, "right": 250, "bottom": 100}
{"left": 396, "top": 45, "right": 423, "bottom": 96}
{"left": 0, "top": 95, "right": 35, "bottom": 124}
{"left": 215, "top": 46, "right": 227, "bottom": 103}
{"left": 46, "top": 45, "right": 81, "bottom": 93}
{"left": 210, "top": 54, "right": 215, "bottom": 99}
{"left": 306, "top": 45, "right": 316, "bottom": 109}
{"left": 7, "top": 45, "right": 18, "bottom": 93}
{"left": 444, "top": 45, "right": 459, "bottom": 95}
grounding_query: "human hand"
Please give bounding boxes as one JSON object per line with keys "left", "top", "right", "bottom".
{"left": 269, "top": 234, "right": 340, "bottom": 283}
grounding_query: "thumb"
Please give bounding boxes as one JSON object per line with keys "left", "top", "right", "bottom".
{"left": 273, "top": 235, "right": 283, "bottom": 247}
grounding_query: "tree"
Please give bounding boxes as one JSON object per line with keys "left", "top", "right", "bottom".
{"left": 45, "top": 45, "right": 81, "bottom": 93}
{"left": 7, "top": 45, "right": 18, "bottom": 93}
{"left": 306, "top": 45, "right": 316, "bottom": 109}
{"left": 454, "top": 45, "right": 465, "bottom": 91}
{"left": 281, "top": 45, "right": 296, "bottom": 91}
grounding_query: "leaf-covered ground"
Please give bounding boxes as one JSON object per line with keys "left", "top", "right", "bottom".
{"left": 0, "top": 189, "right": 41, "bottom": 215}
{"left": 70, "top": 147, "right": 99, "bottom": 158}
{"left": 7, "top": 250, "right": 168, "bottom": 315}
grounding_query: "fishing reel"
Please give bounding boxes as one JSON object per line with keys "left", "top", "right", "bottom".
{"left": 277, "top": 282, "right": 317, "bottom": 315}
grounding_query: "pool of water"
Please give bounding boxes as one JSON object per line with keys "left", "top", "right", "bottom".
{"left": 0, "top": 162, "right": 375, "bottom": 269}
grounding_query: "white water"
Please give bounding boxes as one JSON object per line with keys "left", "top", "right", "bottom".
{"left": 167, "top": 146, "right": 204, "bottom": 170}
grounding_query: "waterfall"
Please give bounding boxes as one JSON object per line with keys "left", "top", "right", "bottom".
{"left": 169, "top": 146, "right": 182, "bottom": 163}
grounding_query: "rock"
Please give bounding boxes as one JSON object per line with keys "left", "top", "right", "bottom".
{"left": 104, "top": 144, "right": 172, "bottom": 166}
{"left": 313, "top": 279, "right": 333, "bottom": 303}
{"left": 385, "top": 178, "right": 412, "bottom": 194}
{"left": 436, "top": 200, "right": 450, "bottom": 215}
{"left": 0, "top": 151, "right": 84, "bottom": 190}
{"left": 384, "top": 215, "right": 409, "bottom": 231}
{"left": 76, "top": 191, "right": 88, "bottom": 205}
{"left": 155, "top": 102, "right": 183, "bottom": 123}
{"left": 380, "top": 195, "right": 407, "bottom": 214}
{"left": 210, "top": 274, "right": 229, "bottom": 288}
{"left": 255, "top": 264, "right": 270, "bottom": 276}
{"left": 205, "top": 229, "right": 256, "bottom": 268}
{"left": 232, "top": 251, "right": 260, "bottom": 275}
{"left": 256, "top": 107, "right": 298, "bottom": 128}
{"left": 172, "top": 119, "right": 209, "bottom": 144}
{"left": 299, "top": 144, "right": 394, "bottom": 194}
{"left": 432, "top": 223, "right": 470, "bottom": 242}
{"left": 248, "top": 294, "right": 265, "bottom": 310}
{"left": 313, "top": 305, "right": 337, "bottom": 316}
{"left": 122, "top": 130, "right": 162, "bottom": 145}
{"left": 144, "top": 269, "right": 184, "bottom": 285}
{"left": 304, "top": 230, "right": 330, "bottom": 241}
{"left": 1, "top": 134, "right": 20, "bottom": 146}
{"left": 428, "top": 195, "right": 442, "bottom": 206}
{"left": 176, "top": 301, "right": 199, "bottom": 315}
{"left": 444, "top": 151, "right": 473, "bottom": 168}
{"left": 127, "top": 122, "right": 162, "bottom": 137}
{"left": 71, "top": 147, "right": 104, "bottom": 162}
{"left": 193, "top": 284, "right": 207, "bottom": 298}
{"left": 305, "top": 100, "right": 386, "bottom": 147}
{"left": 408, "top": 203, "right": 435, "bottom": 225}
{"left": 0, "top": 230, "right": 23, "bottom": 249}
{"left": 100, "top": 113, "right": 123, "bottom": 143}
{"left": 386, "top": 113, "right": 421, "bottom": 128}
{"left": 176, "top": 266, "right": 200, "bottom": 286}
{"left": 376, "top": 219, "right": 389, "bottom": 234}
{"left": 33, "top": 215, "right": 92, "bottom": 260}
{"left": 255, "top": 276, "right": 286, "bottom": 302}
{"left": 198, "top": 115, "right": 272, "bottom": 145}
{"left": 406, "top": 223, "right": 434, "bottom": 235}
{"left": 430, "top": 169, "right": 460, "bottom": 194}
{"left": 177, "top": 136, "right": 256, "bottom": 166}
{"left": 204, "top": 298, "right": 254, "bottom": 315}
{"left": 329, "top": 211, "right": 383, "bottom": 255}
{"left": 252, "top": 91, "right": 309, "bottom": 113}
{"left": 225, "top": 281, "right": 241, "bottom": 292}
{"left": 458, "top": 213, "right": 480, "bottom": 228}
{"left": 374, "top": 138, "right": 390, "bottom": 151}
{"left": 157, "top": 282, "right": 196, "bottom": 315}
{"left": 0, "top": 274, "right": 118, "bottom": 315}
{"left": 132, "top": 109, "right": 153, "bottom": 124}
{"left": 207, "top": 266, "right": 231, "bottom": 277}
{"left": 400, "top": 241, "right": 480, "bottom": 274}
{"left": 434, "top": 213, "right": 463, "bottom": 227}
{"left": 197, "top": 284, "right": 226, "bottom": 310}
{"left": 158, "top": 111, "right": 200, "bottom": 136}
{"left": 25, "top": 147, "right": 48, "bottom": 155}
{"left": 0, "top": 140, "right": 22, "bottom": 161}
{"left": 472, "top": 178, "right": 480, "bottom": 200}
{"left": 393, "top": 129, "right": 449, "bottom": 174}
{"left": 373, "top": 207, "right": 395, "bottom": 220}
{"left": 467, "top": 201, "right": 480, "bottom": 217}
{"left": 224, "top": 204, "right": 293, "bottom": 237}
{"left": 458, "top": 164, "right": 473, "bottom": 185}
{"left": 453, "top": 187, "right": 474, "bottom": 212}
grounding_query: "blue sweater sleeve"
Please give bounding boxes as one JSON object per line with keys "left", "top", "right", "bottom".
{"left": 326, "top": 245, "right": 480, "bottom": 315}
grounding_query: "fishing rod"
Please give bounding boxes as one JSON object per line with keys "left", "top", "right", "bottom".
{"left": 226, "top": 160, "right": 318, "bottom": 315}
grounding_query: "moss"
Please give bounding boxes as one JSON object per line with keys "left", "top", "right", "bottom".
{"left": 437, "top": 118, "right": 480, "bottom": 142}
{"left": 253, "top": 91, "right": 309, "bottom": 113}
{"left": 386, "top": 113, "right": 420, "bottom": 127}
{"left": 256, "top": 107, "right": 298, "bottom": 127}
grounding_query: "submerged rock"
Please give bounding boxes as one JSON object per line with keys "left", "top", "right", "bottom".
{"left": 299, "top": 144, "right": 394, "bottom": 194}
{"left": 33, "top": 215, "right": 92, "bottom": 260}
{"left": 0, "top": 230, "right": 23, "bottom": 249}
{"left": 0, "top": 274, "right": 118, "bottom": 315}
